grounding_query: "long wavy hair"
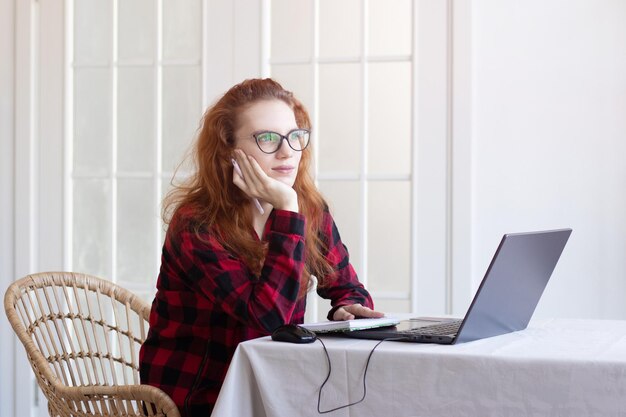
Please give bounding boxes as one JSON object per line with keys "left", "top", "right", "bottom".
{"left": 163, "top": 78, "right": 334, "bottom": 291}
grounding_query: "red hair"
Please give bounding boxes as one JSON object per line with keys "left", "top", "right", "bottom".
{"left": 164, "top": 78, "right": 334, "bottom": 291}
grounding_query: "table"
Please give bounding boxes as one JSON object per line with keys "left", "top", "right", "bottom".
{"left": 211, "top": 319, "right": 626, "bottom": 417}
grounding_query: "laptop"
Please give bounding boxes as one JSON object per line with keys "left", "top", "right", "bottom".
{"left": 345, "top": 228, "right": 572, "bottom": 344}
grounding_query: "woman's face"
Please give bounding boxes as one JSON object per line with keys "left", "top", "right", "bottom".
{"left": 234, "top": 99, "right": 303, "bottom": 188}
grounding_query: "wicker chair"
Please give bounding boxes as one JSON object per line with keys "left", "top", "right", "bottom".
{"left": 4, "top": 272, "right": 180, "bottom": 417}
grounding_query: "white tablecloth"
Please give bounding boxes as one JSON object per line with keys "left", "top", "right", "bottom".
{"left": 211, "top": 319, "right": 626, "bottom": 417}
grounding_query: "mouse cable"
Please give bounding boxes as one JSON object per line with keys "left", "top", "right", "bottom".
{"left": 316, "top": 337, "right": 405, "bottom": 414}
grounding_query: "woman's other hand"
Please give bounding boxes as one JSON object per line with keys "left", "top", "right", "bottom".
{"left": 332, "top": 303, "right": 385, "bottom": 321}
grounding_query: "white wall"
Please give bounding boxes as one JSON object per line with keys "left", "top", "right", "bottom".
{"left": 2, "top": 0, "right": 65, "bottom": 415}
{"left": 471, "top": 0, "right": 626, "bottom": 319}
{"left": 0, "top": 0, "right": 16, "bottom": 414}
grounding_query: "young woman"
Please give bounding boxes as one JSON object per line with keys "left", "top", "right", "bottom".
{"left": 139, "top": 78, "right": 383, "bottom": 416}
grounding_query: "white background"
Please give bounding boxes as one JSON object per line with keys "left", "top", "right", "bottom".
{"left": 2, "top": 1, "right": 626, "bottom": 416}
{"left": 471, "top": 0, "right": 626, "bottom": 319}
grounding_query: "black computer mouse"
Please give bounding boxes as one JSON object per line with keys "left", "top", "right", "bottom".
{"left": 271, "top": 324, "right": 317, "bottom": 344}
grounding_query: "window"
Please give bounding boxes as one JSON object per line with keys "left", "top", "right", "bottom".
{"left": 66, "top": 0, "right": 457, "bottom": 319}
{"left": 269, "top": 0, "right": 414, "bottom": 318}
{"left": 14, "top": 1, "right": 461, "bottom": 415}
{"left": 69, "top": 0, "right": 203, "bottom": 301}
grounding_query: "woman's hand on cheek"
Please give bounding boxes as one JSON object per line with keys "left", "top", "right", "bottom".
{"left": 233, "top": 150, "right": 299, "bottom": 212}
{"left": 332, "top": 304, "right": 385, "bottom": 321}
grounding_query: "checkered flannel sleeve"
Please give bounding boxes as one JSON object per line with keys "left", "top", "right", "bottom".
{"left": 316, "top": 212, "right": 375, "bottom": 320}
{"left": 174, "top": 209, "right": 306, "bottom": 332}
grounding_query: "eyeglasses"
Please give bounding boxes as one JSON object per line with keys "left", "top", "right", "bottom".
{"left": 252, "top": 129, "right": 310, "bottom": 154}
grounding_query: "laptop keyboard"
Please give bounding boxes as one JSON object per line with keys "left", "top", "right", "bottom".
{"left": 402, "top": 320, "right": 462, "bottom": 336}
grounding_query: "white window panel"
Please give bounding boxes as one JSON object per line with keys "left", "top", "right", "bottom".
{"left": 368, "top": 0, "right": 412, "bottom": 57}
{"left": 372, "top": 299, "right": 411, "bottom": 314}
{"left": 317, "top": 180, "right": 363, "bottom": 278}
{"left": 73, "top": 0, "right": 111, "bottom": 64}
{"left": 117, "top": 67, "right": 155, "bottom": 173}
{"left": 368, "top": 61, "right": 412, "bottom": 176}
{"left": 319, "top": 0, "right": 361, "bottom": 59}
{"left": 367, "top": 181, "right": 411, "bottom": 295}
{"left": 118, "top": 0, "right": 156, "bottom": 62}
{"left": 73, "top": 179, "right": 112, "bottom": 279}
{"left": 73, "top": 68, "right": 112, "bottom": 177}
{"left": 271, "top": 0, "right": 313, "bottom": 63}
{"left": 318, "top": 63, "right": 362, "bottom": 176}
{"left": 271, "top": 64, "right": 314, "bottom": 117}
{"left": 161, "top": 66, "right": 202, "bottom": 173}
{"left": 163, "top": 0, "right": 202, "bottom": 61}
{"left": 136, "top": 290, "right": 159, "bottom": 306}
{"left": 117, "top": 179, "right": 157, "bottom": 284}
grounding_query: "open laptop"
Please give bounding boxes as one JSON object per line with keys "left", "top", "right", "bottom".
{"left": 345, "top": 228, "right": 572, "bottom": 344}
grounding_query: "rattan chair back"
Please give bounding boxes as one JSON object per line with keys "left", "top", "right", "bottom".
{"left": 4, "top": 271, "right": 180, "bottom": 417}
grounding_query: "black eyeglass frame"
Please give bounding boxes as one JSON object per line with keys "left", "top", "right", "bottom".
{"left": 252, "top": 128, "right": 311, "bottom": 154}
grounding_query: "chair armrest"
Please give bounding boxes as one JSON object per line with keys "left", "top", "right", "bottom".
{"left": 52, "top": 383, "right": 181, "bottom": 417}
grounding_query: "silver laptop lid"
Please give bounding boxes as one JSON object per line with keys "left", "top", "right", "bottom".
{"left": 455, "top": 228, "right": 572, "bottom": 343}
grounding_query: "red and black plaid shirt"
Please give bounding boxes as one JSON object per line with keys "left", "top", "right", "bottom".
{"left": 139, "top": 208, "right": 374, "bottom": 416}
